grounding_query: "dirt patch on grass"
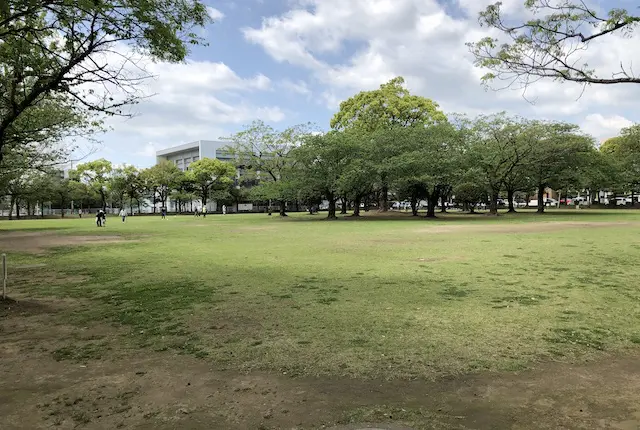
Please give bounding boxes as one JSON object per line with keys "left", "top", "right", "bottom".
{"left": 0, "top": 232, "right": 130, "bottom": 253}
{"left": 1, "top": 294, "right": 640, "bottom": 429}
{"left": 415, "top": 221, "right": 634, "bottom": 235}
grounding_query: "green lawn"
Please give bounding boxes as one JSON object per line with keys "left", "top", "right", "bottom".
{"left": 3, "top": 209, "right": 640, "bottom": 379}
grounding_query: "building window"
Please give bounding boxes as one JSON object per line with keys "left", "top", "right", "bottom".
{"left": 193, "top": 156, "right": 199, "bottom": 162}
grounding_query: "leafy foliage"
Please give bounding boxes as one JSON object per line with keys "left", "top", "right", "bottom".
{"left": 468, "top": 1, "right": 640, "bottom": 91}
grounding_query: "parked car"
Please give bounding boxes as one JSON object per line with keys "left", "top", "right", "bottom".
{"left": 528, "top": 198, "right": 558, "bottom": 207}
{"left": 615, "top": 197, "right": 629, "bottom": 206}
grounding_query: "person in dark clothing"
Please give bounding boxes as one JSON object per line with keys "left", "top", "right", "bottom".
{"left": 161, "top": 206, "right": 167, "bottom": 219}
{"left": 96, "top": 209, "right": 105, "bottom": 227}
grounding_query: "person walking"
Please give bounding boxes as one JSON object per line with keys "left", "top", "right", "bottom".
{"left": 202, "top": 206, "right": 207, "bottom": 218}
{"left": 96, "top": 210, "right": 102, "bottom": 227}
{"left": 194, "top": 207, "right": 199, "bottom": 217}
{"left": 222, "top": 205, "right": 226, "bottom": 215}
{"left": 119, "top": 208, "right": 127, "bottom": 223}
{"left": 101, "top": 210, "right": 107, "bottom": 227}
{"left": 78, "top": 209, "right": 82, "bottom": 218}
{"left": 161, "top": 206, "right": 167, "bottom": 219}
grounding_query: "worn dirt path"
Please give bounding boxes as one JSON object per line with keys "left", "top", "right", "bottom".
{"left": 2, "top": 297, "right": 640, "bottom": 429}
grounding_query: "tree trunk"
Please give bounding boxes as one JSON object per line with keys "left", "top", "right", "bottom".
{"left": 440, "top": 198, "right": 447, "bottom": 213}
{"left": 364, "top": 197, "right": 370, "bottom": 212}
{"left": 340, "top": 198, "right": 347, "bottom": 215}
{"left": 426, "top": 198, "right": 437, "bottom": 218}
{"left": 60, "top": 199, "right": 65, "bottom": 218}
{"left": 411, "top": 195, "right": 418, "bottom": 216}
{"left": 379, "top": 183, "right": 389, "bottom": 212}
{"left": 353, "top": 196, "right": 361, "bottom": 217}
{"left": 488, "top": 190, "right": 499, "bottom": 215}
{"left": 327, "top": 197, "right": 337, "bottom": 219}
{"left": 469, "top": 205, "right": 475, "bottom": 214}
{"left": 16, "top": 199, "right": 20, "bottom": 219}
{"left": 41, "top": 202, "right": 45, "bottom": 218}
{"left": 537, "top": 185, "right": 545, "bottom": 214}
{"left": 279, "top": 200, "right": 287, "bottom": 217}
{"left": 507, "top": 189, "right": 516, "bottom": 213}
{"left": 9, "top": 195, "right": 15, "bottom": 220}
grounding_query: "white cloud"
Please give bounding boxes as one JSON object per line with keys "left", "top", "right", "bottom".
{"left": 243, "top": 0, "right": 640, "bottom": 137}
{"left": 135, "top": 142, "right": 166, "bottom": 157}
{"left": 206, "top": 6, "right": 225, "bottom": 20}
{"left": 580, "top": 114, "right": 634, "bottom": 141}
{"left": 69, "top": 42, "right": 283, "bottom": 166}
{"left": 280, "top": 79, "right": 311, "bottom": 96}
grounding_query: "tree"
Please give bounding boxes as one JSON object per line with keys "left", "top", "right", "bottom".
{"left": 468, "top": 1, "right": 640, "bottom": 92}
{"left": 386, "top": 124, "right": 465, "bottom": 218}
{"left": 143, "top": 161, "right": 183, "bottom": 211}
{"left": 525, "top": 122, "right": 595, "bottom": 213}
{"left": 0, "top": 0, "right": 211, "bottom": 162}
{"left": 50, "top": 175, "right": 73, "bottom": 218}
{"left": 121, "top": 165, "right": 144, "bottom": 214}
{"left": 330, "top": 77, "right": 447, "bottom": 211}
{"left": 466, "top": 113, "right": 532, "bottom": 215}
{"left": 599, "top": 125, "right": 640, "bottom": 204}
{"left": 186, "top": 158, "right": 235, "bottom": 208}
{"left": 109, "top": 167, "right": 128, "bottom": 210}
{"left": 73, "top": 159, "right": 113, "bottom": 210}
{"left": 395, "top": 179, "right": 427, "bottom": 216}
{"left": 171, "top": 174, "right": 196, "bottom": 213}
{"left": 293, "top": 131, "right": 357, "bottom": 219}
{"left": 68, "top": 180, "right": 96, "bottom": 211}
{"left": 454, "top": 180, "right": 487, "bottom": 213}
{"left": 223, "top": 120, "right": 315, "bottom": 216}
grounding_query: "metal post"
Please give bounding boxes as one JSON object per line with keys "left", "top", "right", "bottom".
{"left": 2, "top": 254, "right": 6, "bottom": 300}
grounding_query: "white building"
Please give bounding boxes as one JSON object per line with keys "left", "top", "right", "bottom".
{"left": 155, "top": 140, "right": 236, "bottom": 213}
{"left": 156, "top": 140, "right": 233, "bottom": 171}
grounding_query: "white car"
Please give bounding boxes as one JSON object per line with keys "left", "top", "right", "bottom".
{"left": 528, "top": 199, "right": 557, "bottom": 207}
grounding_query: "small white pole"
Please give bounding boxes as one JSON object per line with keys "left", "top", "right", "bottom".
{"left": 2, "top": 253, "right": 6, "bottom": 300}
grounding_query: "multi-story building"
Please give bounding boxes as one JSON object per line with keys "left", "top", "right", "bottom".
{"left": 155, "top": 140, "right": 233, "bottom": 171}
{"left": 155, "top": 140, "right": 245, "bottom": 213}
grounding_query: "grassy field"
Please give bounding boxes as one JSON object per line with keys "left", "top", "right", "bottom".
{"left": 2, "top": 209, "right": 640, "bottom": 381}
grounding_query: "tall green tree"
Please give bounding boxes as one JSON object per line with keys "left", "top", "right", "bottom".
{"left": 468, "top": 1, "right": 640, "bottom": 90}
{"left": 223, "top": 120, "right": 315, "bottom": 216}
{"left": 386, "top": 124, "right": 465, "bottom": 218}
{"left": 466, "top": 113, "right": 532, "bottom": 215}
{"left": 330, "top": 77, "right": 447, "bottom": 211}
{"left": 0, "top": 0, "right": 211, "bottom": 162}
{"left": 73, "top": 159, "right": 113, "bottom": 210}
{"left": 525, "top": 122, "right": 595, "bottom": 213}
{"left": 143, "top": 161, "right": 183, "bottom": 211}
{"left": 593, "top": 126, "right": 640, "bottom": 204}
{"left": 186, "top": 158, "right": 235, "bottom": 208}
{"left": 293, "top": 131, "right": 357, "bottom": 219}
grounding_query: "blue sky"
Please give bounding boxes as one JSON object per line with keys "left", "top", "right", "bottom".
{"left": 83, "top": 0, "right": 640, "bottom": 168}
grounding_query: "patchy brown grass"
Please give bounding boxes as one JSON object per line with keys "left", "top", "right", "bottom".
{"left": 0, "top": 232, "right": 130, "bottom": 254}
{"left": 1, "top": 293, "right": 640, "bottom": 429}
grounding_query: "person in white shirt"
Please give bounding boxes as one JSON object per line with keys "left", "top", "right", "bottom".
{"left": 119, "top": 209, "right": 127, "bottom": 223}
{"left": 222, "top": 205, "right": 227, "bottom": 215}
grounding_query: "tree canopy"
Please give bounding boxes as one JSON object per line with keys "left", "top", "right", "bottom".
{"left": 330, "top": 77, "right": 447, "bottom": 132}
{"left": 0, "top": 0, "right": 210, "bottom": 162}
{"left": 467, "top": 1, "right": 640, "bottom": 91}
